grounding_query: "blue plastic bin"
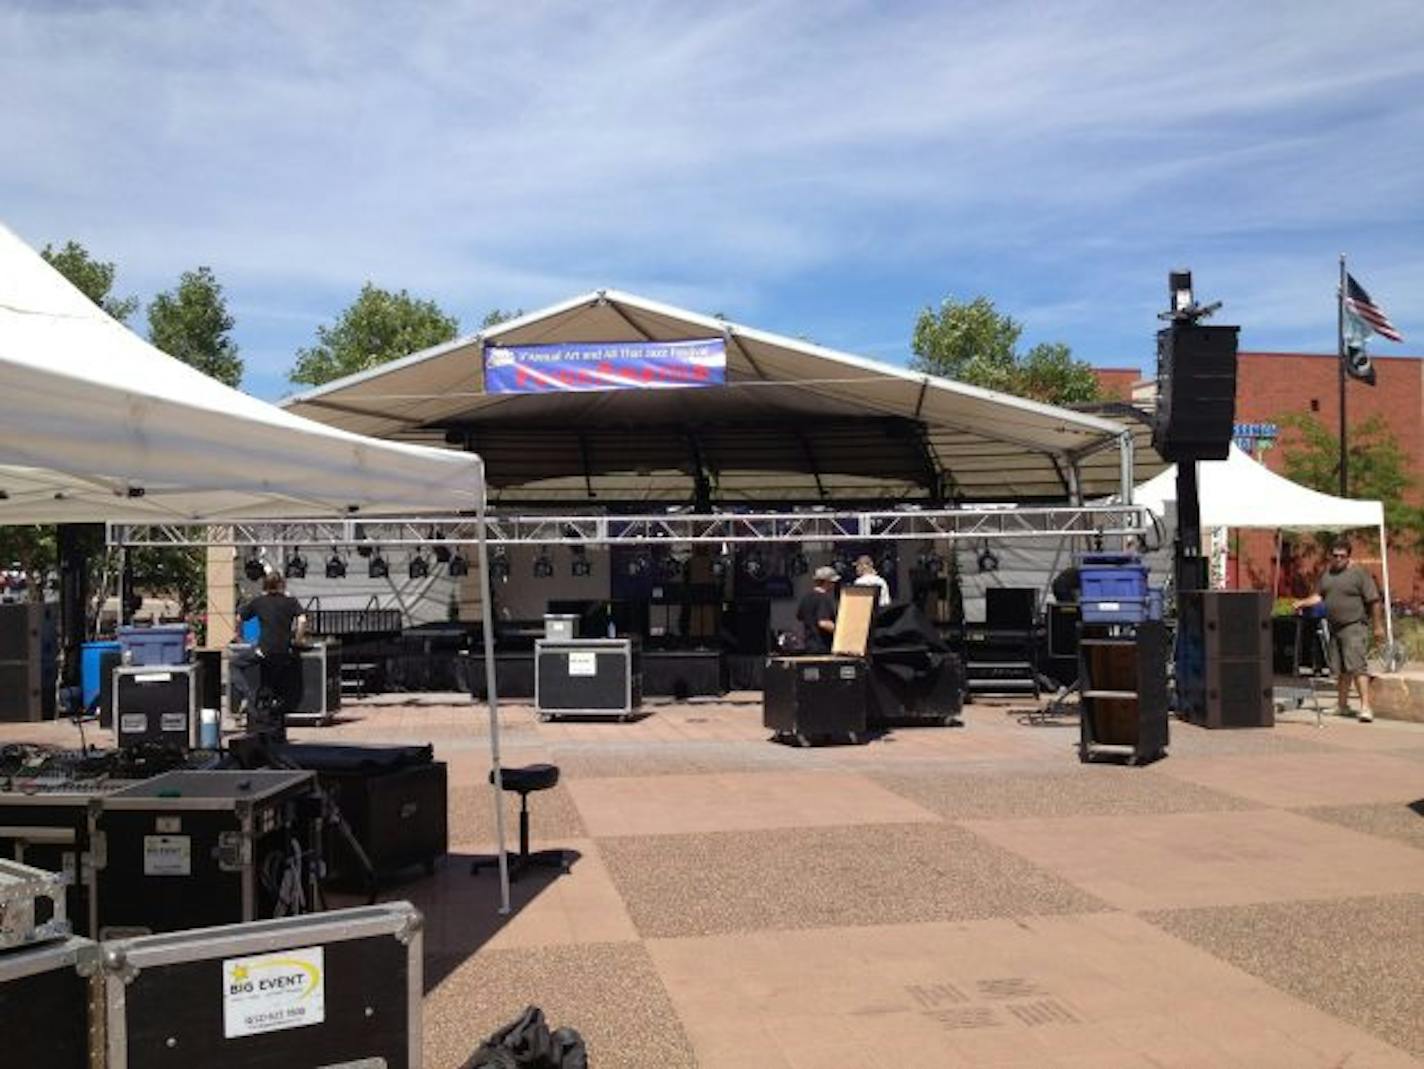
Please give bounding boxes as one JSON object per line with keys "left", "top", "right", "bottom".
{"left": 1078, "top": 553, "right": 1150, "bottom": 624}
{"left": 117, "top": 624, "right": 190, "bottom": 666}
{"left": 81, "top": 640, "right": 123, "bottom": 711}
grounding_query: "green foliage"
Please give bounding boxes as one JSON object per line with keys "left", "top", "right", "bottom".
{"left": 40, "top": 240, "right": 138, "bottom": 323}
{"left": 481, "top": 308, "right": 523, "bottom": 329}
{"left": 289, "top": 283, "right": 460, "bottom": 385}
{"left": 0, "top": 526, "right": 55, "bottom": 602}
{"left": 128, "top": 547, "right": 207, "bottom": 620}
{"left": 147, "top": 266, "right": 243, "bottom": 388}
{"left": 1277, "top": 412, "right": 1421, "bottom": 545}
{"left": 910, "top": 296, "right": 1099, "bottom": 405}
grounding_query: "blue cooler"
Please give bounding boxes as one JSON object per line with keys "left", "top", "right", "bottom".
{"left": 117, "top": 624, "right": 190, "bottom": 666}
{"left": 1078, "top": 553, "right": 1150, "bottom": 623}
{"left": 81, "top": 640, "right": 124, "bottom": 712}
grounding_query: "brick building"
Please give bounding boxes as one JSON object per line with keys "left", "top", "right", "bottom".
{"left": 1096, "top": 352, "right": 1424, "bottom": 602}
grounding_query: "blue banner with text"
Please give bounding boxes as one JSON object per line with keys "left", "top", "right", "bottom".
{"left": 484, "top": 338, "right": 727, "bottom": 394}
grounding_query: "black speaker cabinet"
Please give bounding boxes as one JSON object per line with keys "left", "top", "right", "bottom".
{"left": 0, "top": 602, "right": 57, "bottom": 721}
{"left": 1152, "top": 324, "right": 1239, "bottom": 461}
{"left": 1178, "top": 591, "right": 1273, "bottom": 728}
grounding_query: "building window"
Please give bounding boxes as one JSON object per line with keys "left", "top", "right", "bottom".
{"left": 1310, "top": 399, "right": 1320, "bottom": 412}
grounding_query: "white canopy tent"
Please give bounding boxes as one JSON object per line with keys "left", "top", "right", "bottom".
{"left": 0, "top": 222, "right": 514, "bottom": 910}
{"left": 1136, "top": 445, "right": 1391, "bottom": 643}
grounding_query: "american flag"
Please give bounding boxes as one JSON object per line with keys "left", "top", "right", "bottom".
{"left": 1345, "top": 274, "right": 1403, "bottom": 343}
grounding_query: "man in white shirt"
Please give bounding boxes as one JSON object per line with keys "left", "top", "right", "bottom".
{"left": 853, "top": 554, "right": 891, "bottom": 608}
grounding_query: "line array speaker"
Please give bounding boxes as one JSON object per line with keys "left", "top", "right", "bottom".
{"left": 1152, "top": 324, "right": 1240, "bottom": 462}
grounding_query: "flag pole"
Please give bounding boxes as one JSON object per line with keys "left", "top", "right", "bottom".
{"left": 1338, "top": 254, "right": 1348, "bottom": 497}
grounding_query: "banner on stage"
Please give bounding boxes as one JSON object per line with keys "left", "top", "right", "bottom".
{"left": 484, "top": 338, "right": 726, "bottom": 393}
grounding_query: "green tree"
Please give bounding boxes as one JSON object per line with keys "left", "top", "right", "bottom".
{"left": 147, "top": 266, "right": 243, "bottom": 387}
{"left": 1278, "top": 412, "right": 1421, "bottom": 546}
{"left": 289, "top": 283, "right": 460, "bottom": 386}
{"left": 129, "top": 547, "right": 207, "bottom": 624}
{"left": 910, "top": 296, "right": 1099, "bottom": 405}
{"left": 481, "top": 308, "right": 523, "bottom": 329}
{"left": 40, "top": 240, "right": 139, "bottom": 323}
{"left": 0, "top": 527, "right": 55, "bottom": 603}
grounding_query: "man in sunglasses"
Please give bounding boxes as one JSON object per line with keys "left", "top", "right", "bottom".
{"left": 1293, "top": 539, "right": 1383, "bottom": 721}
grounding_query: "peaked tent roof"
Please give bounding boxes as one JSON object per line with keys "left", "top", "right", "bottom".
{"left": 0, "top": 223, "right": 484, "bottom": 524}
{"left": 284, "top": 290, "right": 1140, "bottom": 502}
{"left": 1136, "top": 445, "right": 1383, "bottom": 531}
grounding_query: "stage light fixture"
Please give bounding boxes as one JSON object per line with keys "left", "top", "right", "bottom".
{"left": 711, "top": 555, "right": 730, "bottom": 580}
{"left": 977, "top": 545, "right": 999, "bottom": 573}
{"left": 490, "top": 549, "right": 510, "bottom": 582}
{"left": 878, "top": 552, "right": 897, "bottom": 578}
{"left": 325, "top": 549, "right": 347, "bottom": 579}
{"left": 430, "top": 527, "right": 451, "bottom": 563}
{"left": 243, "top": 553, "right": 265, "bottom": 582}
{"left": 916, "top": 552, "right": 944, "bottom": 576}
{"left": 533, "top": 551, "right": 555, "bottom": 578}
{"left": 570, "top": 547, "right": 592, "bottom": 578}
{"left": 626, "top": 553, "right": 651, "bottom": 578}
{"left": 447, "top": 551, "right": 469, "bottom": 577}
{"left": 368, "top": 550, "right": 390, "bottom": 580}
{"left": 742, "top": 552, "right": 766, "bottom": 581}
{"left": 354, "top": 523, "right": 373, "bottom": 557}
{"left": 788, "top": 551, "right": 810, "bottom": 577}
{"left": 284, "top": 549, "right": 308, "bottom": 580}
{"left": 409, "top": 552, "right": 430, "bottom": 579}
{"left": 658, "top": 554, "right": 683, "bottom": 581}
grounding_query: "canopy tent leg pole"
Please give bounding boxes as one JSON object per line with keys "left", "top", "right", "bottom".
{"left": 1379, "top": 521, "right": 1394, "bottom": 649}
{"left": 1271, "top": 530, "right": 1282, "bottom": 599}
{"left": 475, "top": 490, "right": 511, "bottom": 914}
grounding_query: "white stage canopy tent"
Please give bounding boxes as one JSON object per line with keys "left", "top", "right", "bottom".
{"left": 0, "top": 223, "right": 482, "bottom": 523}
{"left": 1136, "top": 445, "right": 1391, "bottom": 642}
{"left": 0, "top": 221, "right": 514, "bottom": 911}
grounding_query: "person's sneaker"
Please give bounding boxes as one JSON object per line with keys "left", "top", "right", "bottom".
{"left": 1336, "top": 706, "right": 1354, "bottom": 718}
{"left": 1359, "top": 709, "right": 1374, "bottom": 723}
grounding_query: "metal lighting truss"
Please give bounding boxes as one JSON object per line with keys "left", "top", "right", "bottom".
{"left": 109, "top": 504, "right": 1149, "bottom": 549}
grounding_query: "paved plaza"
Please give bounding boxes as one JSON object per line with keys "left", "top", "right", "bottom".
{"left": 6, "top": 693, "right": 1424, "bottom": 1066}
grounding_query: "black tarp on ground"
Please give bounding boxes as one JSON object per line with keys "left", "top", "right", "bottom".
{"left": 866, "top": 603, "right": 964, "bottom": 726}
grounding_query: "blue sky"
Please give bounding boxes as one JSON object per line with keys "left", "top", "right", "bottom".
{"left": 3, "top": 1, "right": 1422, "bottom": 401}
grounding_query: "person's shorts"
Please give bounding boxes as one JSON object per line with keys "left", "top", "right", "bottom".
{"left": 1327, "top": 620, "right": 1370, "bottom": 676}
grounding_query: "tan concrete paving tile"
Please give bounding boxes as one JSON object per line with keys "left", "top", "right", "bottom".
{"left": 646, "top": 913, "right": 1420, "bottom": 1069}
{"left": 1295, "top": 800, "right": 1424, "bottom": 852}
{"left": 599, "top": 822, "right": 1107, "bottom": 938}
{"left": 566, "top": 769, "right": 940, "bottom": 836}
{"left": 448, "top": 778, "right": 586, "bottom": 845}
{"left": 1161, "top": 749, "right": 1424, "bottom": 807}
{"left": 1146, "top": 893, "right": 1424, "bottom": 1060}
{"left": 1272, "top": 711, "right": 1424, "bottom": 752}
{"left": 963, "top": 808, "right": 1424, "bottom": 911}
{"left": 424, "top": 942, "right": 695, "bottom": 1069}
{"left": 376, "top": 840, "right": 635, "bottom": 966}
{"left": 870, "top": 763, "right": 1255, "bottom": 820}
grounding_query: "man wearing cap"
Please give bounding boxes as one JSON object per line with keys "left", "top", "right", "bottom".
{"left": 1293, "top": 538, "right": 1384, "bottom": 721}
{"left": 797, "top": 566, "right": 840, "bottom": 653}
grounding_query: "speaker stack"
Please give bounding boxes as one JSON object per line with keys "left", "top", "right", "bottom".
{"left": 1152, "top": 324, "right": 1240, "bottom": 463}
{"left": 1178, "top": 590, "right": 1273, "bottom": 728}
{"left": 0, "top": 602, "right": 57, "bottom": 721}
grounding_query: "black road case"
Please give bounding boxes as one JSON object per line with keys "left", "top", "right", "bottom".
{"left": 289, "top": 642, "right": 342, "bottom": 725}
{"left": 114, "top": 664, "right": 199, "bottom": 750}
{"left": 94, "top": 770, "right": 320, "bottom": 937}
{"left": 0, "top": 935, "right": 100, "bottom": 1069}
{"left": 102, "top": 903, "right": 422, "bottom": 1069}
{"left": 535, "top": 638, "right": 642, "bottom": 720}
{"left": 764, "top": 656, "right": 868, "bottom": 744}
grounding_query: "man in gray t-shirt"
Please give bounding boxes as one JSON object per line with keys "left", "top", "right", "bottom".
{"left": 1294, "top": 539, "right": 1383, "bottom": 721}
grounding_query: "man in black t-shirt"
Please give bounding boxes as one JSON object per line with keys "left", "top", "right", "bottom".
{"left": 796, "top": 566, "right": 840, "bottom": 653}
{"left": 239, "top": 572, "right": 308, "bottom": 734}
